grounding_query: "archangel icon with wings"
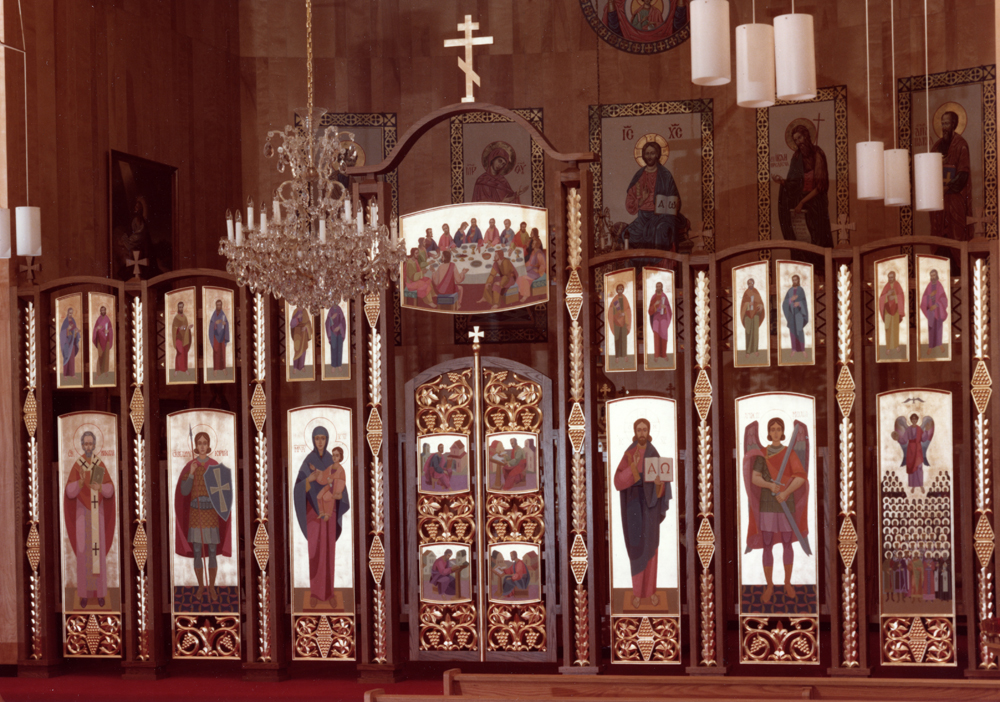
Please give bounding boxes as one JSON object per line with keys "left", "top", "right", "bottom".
{"left": 891, "top": 411, "right": 935, "bottom": 495}
{"left": 742, "top": 417, "right": 811, "bottom": 605}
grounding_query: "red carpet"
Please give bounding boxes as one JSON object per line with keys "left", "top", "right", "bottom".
{"left": 0, "top": 665, "right": 443, "bottom": 702}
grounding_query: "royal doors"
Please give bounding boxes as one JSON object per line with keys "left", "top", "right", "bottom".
{"left": 405, "top": 357, "right": 556, "bottom": 661}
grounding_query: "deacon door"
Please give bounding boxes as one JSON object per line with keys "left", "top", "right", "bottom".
{"left": 405, "top": 357, "right": 556, "bottom": 662}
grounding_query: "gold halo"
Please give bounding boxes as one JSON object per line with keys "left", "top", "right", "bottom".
{"left": 339, "top": 138, "right": 366, "bottom": 168}
{"left": 481, "top": 141, "right": 517, "bottom": 176}
{"left": 74, "top": 423, "right": 106, "bottom": 458}
{"left": 188, "top": 423, "right": 219, "bottom": 455}
{"left": 630, "top": 0, "right": 665, "bottom": 17}
{"left": 784, "top": 118, "right": 817, "bottom": 152}
{"left": 932, "top": 101, "right": 968, "bottom": 138}
{"left": 633, "top": 133, "right": 669, "bottom": 167}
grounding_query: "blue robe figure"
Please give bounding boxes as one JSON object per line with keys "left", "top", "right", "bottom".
{"left": 781, "top": 280, "right": 809, "bottom": 355}
{"left": 325, "top": 305, "right": 346, "bottom": 369}
{"left": 624, "top": 141, "right": 685, "bottom": 250}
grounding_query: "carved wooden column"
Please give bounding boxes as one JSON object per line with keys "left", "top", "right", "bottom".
{"left": 356, "top": 179, "right": 402, "bottom": 682}
{"left": 242, "top": 289, "right": 288, "bottom": 680}
{"left": 558, "top": 169, "right": 598, "bottom": 673}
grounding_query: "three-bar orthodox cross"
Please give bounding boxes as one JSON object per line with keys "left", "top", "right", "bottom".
{"left": 444, "top": 15, "right": 493, "bottom": 103}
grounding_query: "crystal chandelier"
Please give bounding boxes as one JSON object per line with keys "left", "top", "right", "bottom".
{"left": 220, "top": 0, "right": 404, "bottom": 312}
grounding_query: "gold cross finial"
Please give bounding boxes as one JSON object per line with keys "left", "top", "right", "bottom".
{"left": 469, "top": 325, "right": 485, "bottom": 345}
{"left": 126, "top": 249, "right": 148, "bottom": 281}
{"left": 443, "top": 15, "right": 493, "bottom": 103}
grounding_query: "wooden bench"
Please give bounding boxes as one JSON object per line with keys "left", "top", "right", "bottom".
{"left": 441, "top": 669, "right": 1000, "bottom": 701}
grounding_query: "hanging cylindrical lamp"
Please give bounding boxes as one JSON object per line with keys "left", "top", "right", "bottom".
{"left": 690, "top": 0, "right": 731, "bottom": 86}
{"left": 914, "top": 152, "right": 944, "bottom": 211}
{"left": 16, "top": 206, "right": 41, "bottom": 257}
{"left": 883, "top": 0, "right": 909, "bottom": 207}
{"left": 736, "top": 27, "right": 775, "bottom": 107}
{"left": 856, "top": 0, "right": 884, "bottom": 200}
{"left": 913, "top": 0, "right": 943, "bottom": 212}
{"left": 857, "top": 141, "right": 885, "bottom": 200}
{"left": 774, "top": 5, "right": 816, "bottom": 101}
{"left": 884, "top": 149, "right": 911, "bottom": 207}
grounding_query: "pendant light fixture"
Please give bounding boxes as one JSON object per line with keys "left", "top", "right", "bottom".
{"left": 736, "top": 0, "right": 775, "bottom": 108}
{"left": 690, "top": 0, "right": 731, "bottom": 86}
{"left": 774, "top": 0, "right": 816, "bottom": 101}
{"left": 884, "top": 0, "right": 910, "bottom": 207}
{"left": 913, "top": 0, "right": 944, "bottom": 211}
{"left": 856, "top": 0, "right": 884, "bottom": 200}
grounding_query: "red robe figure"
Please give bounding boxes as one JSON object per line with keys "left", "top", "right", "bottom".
{"left": 175, "top": 431, "right": 233, "bottom": 602}
{"left": 293, "top": 426, "right": 350, "bottom": 607}
{"left": 929, "top": 111, "right": 973, "bottom": 241}
{"left": 613, "top": 418, "right": 671, "bottom": 608}
{"left": 743, "top": 418, "right": 810, "bottom": 604}
{"left": 892, "top": 413, "right": 935, "bottom": 493}
{"left": 64, "top": 431, "right": 116, "bottom": 608}
{"left": 647, "top": 281, "right": 672, "bottom": 359}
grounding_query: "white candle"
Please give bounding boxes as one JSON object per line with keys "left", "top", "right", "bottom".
{"left": 226, "top": 210, "right": 234, "bottom": 241}
{"left": 390, "top": 219, "right": 397, "bottom": 241}
{"left": 356, "top": 210, "right": 363, "bottom": 235}
{"left": 247, "top": 197, "right": 255, "bottom": 230}
{"left": 260, "top": 210, "right": 268, "bottom": 236}
{"left": 344, "top": 199, "right": 352, "bottom": 222}
{"left": 235, "top": 219, "right": 243, "bottom": 245}
{"left": 319, "top": 218, "right": 327, "bottom": 243}
{"left": 272, "top": 199, "right": 281, "bottom": 224}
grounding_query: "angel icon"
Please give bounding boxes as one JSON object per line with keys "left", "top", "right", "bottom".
{"left": 742, "top": 417, "right": 811, "bottom": 604}
{"left": 891, "top": 413, "right": 935, "bottom": 495}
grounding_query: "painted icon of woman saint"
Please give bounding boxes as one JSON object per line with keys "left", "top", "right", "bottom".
{"left": 59, "top": 412, "right": 119, "bottom": 615}
{"left": 473, "top": 141, "right": 527, "bottom": 204}
{"left": 417, "top": 434, "right": 470, "bottom": 495}
{"left": 293, "top": 425, "right": 350, "bottom": 609}
{"left": 486, "top": 431, "right": 538, "bottom": 493}
{"left": 174, "top": 428, "right": 234, "bottom": 607}
{"left": 56, "top": 293, "right": 84, "bottom": 388}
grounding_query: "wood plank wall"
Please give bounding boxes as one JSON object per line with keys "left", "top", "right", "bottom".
{"left": 0, "top": 0, "right": 994, "bottom": 665}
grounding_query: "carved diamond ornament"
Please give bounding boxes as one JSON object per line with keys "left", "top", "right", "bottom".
{"left": 316, "top": 616, "right": 334, "bottom": 658}
{"left": 129, "top": 388, "right": 145, "bottom": 433}
{"left": 907, "top": 617, "right": 929, "bottom": 663}
{"left": 565, "top": 269, "right": 583, "bottom": 296}
{"left": 132, "top": 523, "right": 148, "bottom": 571}
{"left": 22, "top": 390, "right": 37, "bottom": 437}
{"left": 369, "top": 535, "right": 386, "bottom": 585}
{"left": 974, "top": 514, "right": 995, "bottom": 568}
{"left": 567, "top": 402, "right": 586, "bottom": 453}
{"left": 838, "top": 518, "right": 858, "bottom": 569}
{"left": 565, "top": 296, "right": 583, "bottom": 322}
{"left": 250, "top": 383, "right": 267, "bottom": 432}
{"left": 570, "top": 534, "right": 588, "bottom": 584}
{"left": 26, "top": 523, "right": 40, "bottom": 572}
{"left": 364, "top": 293, "right": 381, "bottom": 328}
{"left": 85, "top": 615, "right": 101, "bottom": 655}
{"left": 253, "top": 522, "right": 270, "bottom": 571}
{"left": 696, "top": 519, "right": 715, "bottom": 570}
{"left": 835, "top": 366, "right": 855, "bottom": 417}
{"left": 637, "top": 617, "right": 655, "bottom": 661}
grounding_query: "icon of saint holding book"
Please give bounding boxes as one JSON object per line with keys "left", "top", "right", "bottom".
{"left": 612, "top": 417, "right": 672, "bottom": 609}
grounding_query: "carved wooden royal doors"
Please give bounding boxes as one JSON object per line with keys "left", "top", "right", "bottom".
{"left": 405, "top": 356, "right": 556, "bottom": 662}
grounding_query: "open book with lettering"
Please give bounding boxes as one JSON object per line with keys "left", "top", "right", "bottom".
{"left": 644, "top": 456, "right": 673, "bottom": 482}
